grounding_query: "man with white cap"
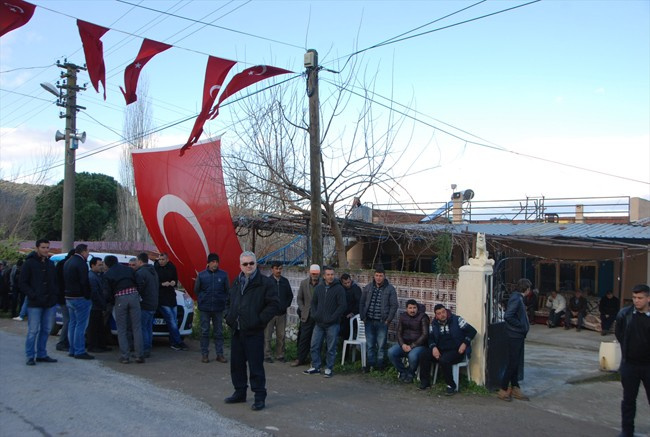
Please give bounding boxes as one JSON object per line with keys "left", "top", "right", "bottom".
{"left": 290, "top": 264, "right": 321, "bottom": 367}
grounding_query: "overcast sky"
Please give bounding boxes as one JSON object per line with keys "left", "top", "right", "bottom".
{"left": 1, "top": 0, "right": 648, "bottom": 210}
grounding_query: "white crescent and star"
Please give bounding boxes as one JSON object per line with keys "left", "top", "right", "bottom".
{"left": 5, "top": 3, "right": 25, "bottom": 13}
{"left": 156, "top": 194, "right": 209, "bottom": 265}
{"left": 209, "top": 85, "right": 221, "bottom": 98}
{"left": 248, "top": 66, "right": 268, "bottom": 76}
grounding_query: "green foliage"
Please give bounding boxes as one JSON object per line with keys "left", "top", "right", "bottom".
{"left": 434, "top": 232, "right": 453, "bottom": 274}
{"left": 0, "top": 238, "right": 22, "bottom": 263}
{"left": 31, "top": 172, "right": 118, "bottom": 240}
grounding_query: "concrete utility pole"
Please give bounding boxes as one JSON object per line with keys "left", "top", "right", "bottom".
{"left": 305, "top": 49, "right": 322, "bottom": 267}
{"left": 57, "top": 61, "right": 87, "bottom": 253}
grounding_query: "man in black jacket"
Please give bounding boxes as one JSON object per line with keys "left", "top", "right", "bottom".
{"left": 615, "top": 284, "right": 650, "bottom": 437}
{"left": 63, "top": 244, "right": 93, "bottom": 360}
{"left": 303, "top": 266, "right": 347, "bottom": 378}
{"left": 339, "top": 273, "right": 362, "bottom": 341}
{"left": 264, "top": 261, "right": 293, "bottom": 363}
{"left": 498, "top": 278, "right": 532, "bottom": 402}
{"left": 20, "top": 239, "right": 58, "bottom": 365}
{"left": 103, "top": 255, "right": 144, "bottom": 364}
{"left": 224, "top": 251, "right": 279, "bottom": 411}
{"left": 600, "top": 290, "right": 619, "bottom": 336}
{"left": 154, "top": 253, "right": 187, "bottom": 351}
{"left": 419, "top": 304, "right": 475, "bottom": 394}
{"left": 135, "top": 253, "right": 159, "bottom": 358}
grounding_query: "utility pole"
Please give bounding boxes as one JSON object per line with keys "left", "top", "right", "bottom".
{"left": 305, "top": 49, "right": 322, "bottom": 267}
{"left": 56, "top": 61, "right": 87, "bottom": 252}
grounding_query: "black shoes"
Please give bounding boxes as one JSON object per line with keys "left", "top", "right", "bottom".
{"left": 445, "top": 385, "right": 456, "bottom": 396}
{"left": 251, "top": 401, "right": 265, "bottom": 411}
{"left": 36, "top": 356, "right": 58, "bottom": 363}
{"left": 418, "top": 382, "right": 431, "bottom": 390}
{"left": 26, "top": 358, "right": 35, "bottom": 366}
{"left": 224, "top": 395, "right": 247, "bottom": 404}
{"left": 74, "top": 353, "right": 95, "bottom": 360}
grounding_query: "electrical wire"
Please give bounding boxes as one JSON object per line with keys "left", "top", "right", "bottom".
{"left": 321, "top": 78, "right": 650, "bottom": 186}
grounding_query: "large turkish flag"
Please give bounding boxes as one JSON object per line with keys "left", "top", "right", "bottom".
{"left": 131, "top": 138, "right": 242, "bottom": 297}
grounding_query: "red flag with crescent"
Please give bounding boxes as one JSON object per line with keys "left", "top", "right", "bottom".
{"left": 120, "top": 38, "right": 172, "bottom": 105}
{"left": 0, "top": 0, "right": 36, "bottom": 37}
{"left": 131, "top": 138, "right": 242, "bottom": 297}
{"left": 208, "top": 65, "right": 292, "bottom": 120}
{"left": 77, "top": 20, "right": 109, "bottom": 99}
{"left": 180, "top": 56, "right": 236, "bottom": 156}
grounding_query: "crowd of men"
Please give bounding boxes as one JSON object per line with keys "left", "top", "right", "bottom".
{"left": 8, "top": 238, "right": 649, "bottom": 431}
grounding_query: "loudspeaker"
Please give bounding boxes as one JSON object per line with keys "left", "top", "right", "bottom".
{"left": 55, "top": 130, "right": 65, "bottom": 142}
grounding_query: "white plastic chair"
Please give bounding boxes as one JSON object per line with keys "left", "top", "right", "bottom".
{"left": 341, "top": 314, "right": 366, "bottom": 367}
{"left": 433, "top": 354, "right": 470, "bottom": 392}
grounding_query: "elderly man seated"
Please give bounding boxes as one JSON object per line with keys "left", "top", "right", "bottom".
{"left": 545, "top": 290, "right": 566, "bottom": 328}
{"left": 565, "top": 289, "right": 588, "bottom": 332}
{"left": 387, "top": 299, "right": 429, "bottom": 383}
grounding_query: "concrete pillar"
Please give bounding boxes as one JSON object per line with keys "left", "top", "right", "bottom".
{"left": 456, "top": 263, "right": 493, "bottom": 386}
{"left": 347, "top": 240, "right": 364, "bottom": 269}
{"left": 575, "top": 205, "right": 584, "bottom": 224}
{"left": 452, "top": 198, "right": 462, "bottom": 224}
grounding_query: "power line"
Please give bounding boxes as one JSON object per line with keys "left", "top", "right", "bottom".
{"left": 328, "top": 0, "right": 541, "bottom": 72}
{"left": 115, "top": 0, "right": 305, "bottom": 50}
{"left": 322, "top": 78, "right": 650, "bottom": 186}
{"left": 10, "top": 73, "right": 303, "bottom": 182}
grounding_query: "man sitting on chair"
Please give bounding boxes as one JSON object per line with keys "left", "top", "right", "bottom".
{"left": 419, "top": 303, "right": 476, "bottom": 395}
{"left": 388, "top": 299, "right": 429, "bottom": 383}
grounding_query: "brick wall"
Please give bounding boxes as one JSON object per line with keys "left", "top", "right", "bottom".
{"left": 273, "top": 267, "right": 458, "bottom": 341}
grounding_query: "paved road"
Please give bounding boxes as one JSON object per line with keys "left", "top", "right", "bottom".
{"left": 0, "top": 329, "right": 266, "bottom": 437}
{"left": 1, "top": 320, "right": 648, "bottom": 437}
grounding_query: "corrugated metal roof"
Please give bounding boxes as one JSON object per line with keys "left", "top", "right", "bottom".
{"left": 396, "top": 222, "right": 650, "bottom": 240}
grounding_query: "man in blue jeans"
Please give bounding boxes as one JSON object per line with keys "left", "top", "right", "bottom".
{"left": 64, "top": 244, "right": 94, "bottom": 360}
{"left": 154, "top": 253, "right": 187, "bottom": 351}
{"left": 20, "top": 239, "right": 59, "bottom": 365}
{"left": 195, "top": 253, "right": 229, "bottom": 363}
{"left": 388, "top": 299, "right": 429, "bottom": 383}
{"left": 360, "top": 266, "right": 398, "bottom": 372}
{"left": 303, "top": 266, "right": 346, "bottom": 378}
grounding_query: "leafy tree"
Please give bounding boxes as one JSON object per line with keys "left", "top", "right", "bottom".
{"left": 32, "top": 172, "right": 118, "bottom": 240}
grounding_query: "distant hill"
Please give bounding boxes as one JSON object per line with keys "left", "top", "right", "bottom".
{"left": 0, "top": 180, "right": 45, "bottom": 239}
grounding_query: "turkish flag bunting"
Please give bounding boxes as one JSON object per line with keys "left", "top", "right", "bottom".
{"left": 209, "top": 65, "right": 292, "bottom": 120}
{"left": 77, "top": 20, "right": 109, "bottom": 99}
{"left": 120, "top": 39, "right": 172, "bottom": 105}
{"left": 0, "top": 0, "right": 36, "bottom": 37}
{"left": 179, "top": 56, "right": 236, "bottom": 156}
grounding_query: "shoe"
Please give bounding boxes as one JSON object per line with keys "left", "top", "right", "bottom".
{"left": 178, "top": 342, "right": 189, "bottom": 351}
{"left": 170, "top": 344, "right": 182, "bottom": 351}
{"left": 56, "top": 343, "right": 69, "bottom": 351}
{"left": 398, "top": 372, "right": 407, "bottom": 382}
{"left": 264, "top": 357, "right": 274, "bottom": 363}
{"left": 216, "top": 355, "right": 228, "bottom": 363}
{"left": 497, "top": 388, "right": 512, "bottom": 402}
{"left": 224, "top": 394, "right": 246, "bottom": 404}
{"left": 276, "top": 356, "right": 286, "bottom": 363}
{"left": 119, "top": 358, "right": 130, "bottom": 364}
{"left": 290, "top": 359, "right": 302, "bottom": 367}
{"left": 511, "top": 386, "right": 530, "bottom": 401}
{"left": 74, "top": 353, "right": 95, "bottom": 360}
{"left": 135, "top": 357, "right": 145, "bottom": 364}
{"left": 403, "top": 375, "right": 414, "bottom": 384}
{"left": 323, "top": 369, "right": 333, "bottom": 378}
{"left": 251, "top": 401, "right": 265, "bottom": 411}
{"left": 361, "top": 366, "right": 370, "bottom": 374}
{"left": 35, "top": 356, "right": 58, "bottom": 363}
{"left": 418, "top": 382, "right": 431, "bottom": 390}
{"left": 303, "top": 367, "right": 320, "bottom": 375}
{"left": 12, "top": 316, "right": 23, "bottom": 321}
{"left": 202, "top": 355, "right": 209, "bottom": 363}
{"left": 445, "top": 385, "right": 456, "bottom": 396}
{"left": 26, "top": 358, "right": 35, "bottom": 366}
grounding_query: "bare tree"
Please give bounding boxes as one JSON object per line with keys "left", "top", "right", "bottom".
{"left": 113, "top": 78, "right": 154, "bottom": 243}
{"left": 223, "top": 57, "right": 412, "bottom": 267}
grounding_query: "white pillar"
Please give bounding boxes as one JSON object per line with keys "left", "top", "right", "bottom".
{"left": 456, "top": 232, "right": 494, "bottom": 386}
